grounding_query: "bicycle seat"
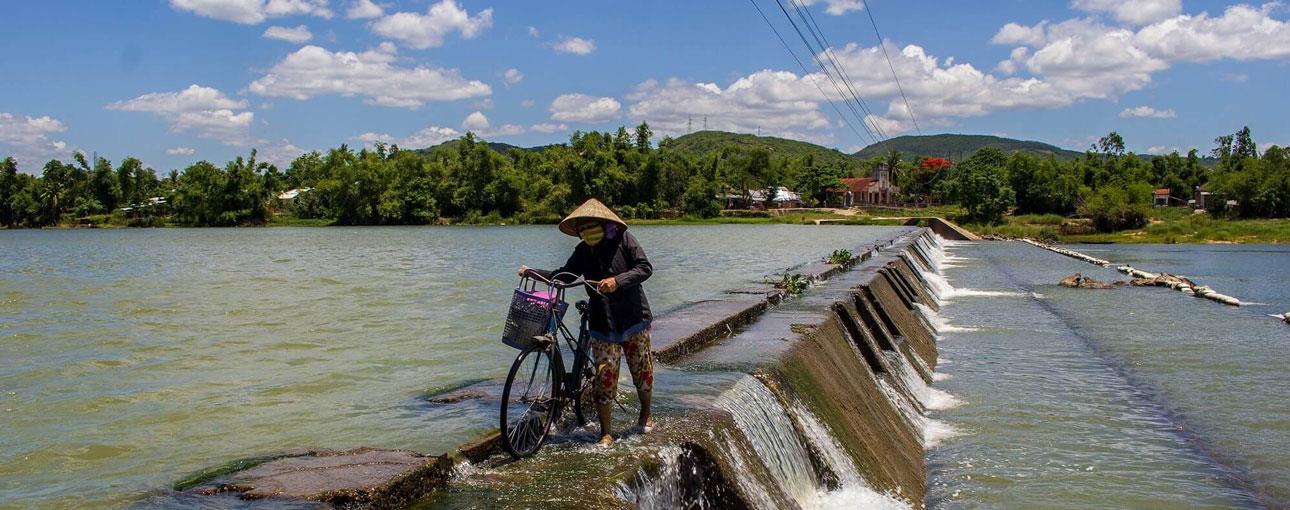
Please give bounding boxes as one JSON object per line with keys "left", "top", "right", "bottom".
{"left": 575, "top": 300, "right": 589, "bottom": 313}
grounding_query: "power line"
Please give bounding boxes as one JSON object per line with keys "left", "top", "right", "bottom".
{"left": 771, "top": 0, "right": 884, "bottom": 143}
{"left": 745, "top": 0, "right": 875, "bottom": 146}
{"left": 787, "top": 0, "right": 889, "bottom": 141}
{"left": 864, "top": 1, "right": 921, "bottom": 135}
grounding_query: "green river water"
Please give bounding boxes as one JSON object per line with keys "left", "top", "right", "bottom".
{"left": 0, "top": 225, "right": 907, "bottom": 509}
{"left": 5, "top": 227, "right": 1290, "bottom": 509}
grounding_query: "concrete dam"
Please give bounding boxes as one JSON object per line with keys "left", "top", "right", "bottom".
{"left": 138, "top": 228, "right": 953, "bottom": 509}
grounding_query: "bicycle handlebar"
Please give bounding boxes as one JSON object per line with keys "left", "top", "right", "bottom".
{"left": 522, "top": 270, "right": 603, "bottom": 293}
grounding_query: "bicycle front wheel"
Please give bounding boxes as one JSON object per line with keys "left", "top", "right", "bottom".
{"left": 500, "top": 344, "right": 559, "bottom": 459}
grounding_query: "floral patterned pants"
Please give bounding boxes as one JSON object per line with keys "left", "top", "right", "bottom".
{"left": 590, "top": 328, "right": 654, "bottom": 405}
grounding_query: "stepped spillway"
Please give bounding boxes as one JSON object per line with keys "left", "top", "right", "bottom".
{"left": 145, "top": 228, "right": 952, "bottom": 509}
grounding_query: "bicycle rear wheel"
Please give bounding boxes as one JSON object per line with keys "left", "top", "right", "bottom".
{"left": 500, "top": 343, "right": 559, "bottom": 459}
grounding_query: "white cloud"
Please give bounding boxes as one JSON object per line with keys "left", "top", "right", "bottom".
{"left": 521, "top": 99, "right": 536, "bottom": 108}
{"left": 1134, "top": 3, "right": 1290, "bottom": 62}
{"left": 462, "top": 111, "right": 490, "bottom": 130}
{"left": 263, "top": 24, "right": 313, "bottom": 43}
{"left": 993, "top": 21, "right": 1048, "bottom": 46}
{"left": 1147, "top": 145, "right": 1183, "bottom": 154}
{"left": 1120, "top": 106, "right": 1177, "bottom": 118}
{"left": 1222, "top": 72, "right": 1249, "bottom": 82}
{"left": 0, "top": 112, "right": 72, "bottom": 167}
{"left": 527, "top": 26, "right": 540, "bottom": 38}
{"left": 552, "top": 36, "right": 595, "bottom": 55}
{"left": 256, "top": 139, "right": 306, "bottom": 166}
{"left": 166, "top": 147, "right": 197, "bottom": 156}
{"left": 972, "top": 3, "right": 1290, "bottom": 138}
{"left": 503, "top": 68, "right": 523, "bottom": 86}
{"left": 800, "top": 0, "right": 864, "bottom": 16}
{"left": 169, "top": 0, "right": 332, "bottom": 25}
{"left": 626, "top": 72, "right": 835, "bottom": 138}
{"left": 248, "top": 43, "right": 491, "bottom": 108}
{"left": 487, "top": 124, "right": 526, "bottom": 137}
{"left": 1072, "top": 0, "right": 1181, "bottom": 26}
{"left": 370, "top": 0, "right": 492, "bottom": 49}
{"left": 345, "top": 0, "right": 383, "bottom": 19}
{"left": 357, "top": 126, "right": 460, "bottom": 148}
{"left": 550, "top": 94, "right": 621, "bottom": 123}
{"left": 529, "top": 122, "right": 567, "bottom": 134}
{"left": 107, "top": 84, "right": 254, "bottom": 145}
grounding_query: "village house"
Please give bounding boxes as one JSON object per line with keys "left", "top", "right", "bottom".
{"left": 719, "top": 186, "right": 804, "bottom": 209}
{"left": 828, "top": 164, "right": 900, "bottom": 207}
{"left": 1153, "top": 188, "right": 1174, "bottom": 207}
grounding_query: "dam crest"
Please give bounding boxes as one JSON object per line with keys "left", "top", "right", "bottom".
{"left": 141, "top": 228, "right": 951, "bottom": 510}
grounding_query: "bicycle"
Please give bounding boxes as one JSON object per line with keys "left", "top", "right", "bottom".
{"left": 498, "top": 271, "right": 605, "bottom": 459}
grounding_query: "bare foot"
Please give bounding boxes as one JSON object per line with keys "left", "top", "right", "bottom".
{"left": 638, "top": 418, "right": 656, "bottom": 434}
{"left": 597, "top": 434, "right": 614, "bottom": 448}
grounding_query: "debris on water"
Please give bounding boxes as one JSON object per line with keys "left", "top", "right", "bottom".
{"left": 1118, "top": 265, "right": 1243, "bottom": 306}
{"left": 1059, "top": 273, "right": 1124, "bottom": 289}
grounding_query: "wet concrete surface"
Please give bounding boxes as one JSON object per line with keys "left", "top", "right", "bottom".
{"left": 156, "top": 229, "right": 935, "bottom": 509}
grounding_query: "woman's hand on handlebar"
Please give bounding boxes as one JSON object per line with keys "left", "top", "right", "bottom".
{"left": 517, "top": 265, "right": 530, "bottom": 277}
{"left": 597, "top": 277, "right": 618, "bottom": 294}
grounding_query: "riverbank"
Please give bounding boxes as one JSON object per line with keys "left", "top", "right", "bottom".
{"left": 963, "top": 209, "right": 1290, "bottom": 244}
{"left": 15, "top": 207, "right": 1288, "bottom": 244}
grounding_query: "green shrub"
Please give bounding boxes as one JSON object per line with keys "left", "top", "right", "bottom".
{"left": 769, "top": 273, "right": 809, "bottom": 296}
{"left": 827, "top": 249, "right": 854, "bottom": 266}
{"left": 1079, "top": 182, "right": 1152, "bottom": 232}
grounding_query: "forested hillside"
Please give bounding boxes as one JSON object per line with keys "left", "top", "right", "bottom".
{"left": 855, "top": 134, "right": 1084, "bottom": 160}
{"left": 660, "top": 131, "right": 859, "bottom": 169}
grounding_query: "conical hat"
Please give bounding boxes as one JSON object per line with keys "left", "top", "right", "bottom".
{"left": 558, "top": 198, "right": 627, "bottom": 236}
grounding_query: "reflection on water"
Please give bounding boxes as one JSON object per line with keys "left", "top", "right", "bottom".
{"left": 928, "top": 241, "right": 1290, "bottom": 508}
{"left": 0, "top": 225, "right": 906, "bottom": 508}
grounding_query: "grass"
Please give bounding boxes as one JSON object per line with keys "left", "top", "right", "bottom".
{"left": 963, "top": 207, "right": 1290, "bottom": 244}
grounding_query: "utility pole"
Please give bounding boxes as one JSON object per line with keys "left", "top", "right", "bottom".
{"left": 688, "top": 115, "right": 692, "bottom": 134}
{"left": 703, "top": 116, "right": 708, "bottom": 130}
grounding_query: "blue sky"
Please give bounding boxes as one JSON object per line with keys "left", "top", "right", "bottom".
{"left": 1, "top": 0, "right": 1287, "bottom": 173}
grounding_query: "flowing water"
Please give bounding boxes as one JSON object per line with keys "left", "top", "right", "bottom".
{"left": 925, "top": 241, "right": 1290, "bottom": 508}
{"left": 0, "top": 225, "right": 909, "bottom": 509}
{"left": 9, "top": 224, "right": 1290, "bottom": 510}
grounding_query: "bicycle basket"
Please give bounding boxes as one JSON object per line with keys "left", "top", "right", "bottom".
{"left": 501, "top": 286, "right": 568, "bottom": 350}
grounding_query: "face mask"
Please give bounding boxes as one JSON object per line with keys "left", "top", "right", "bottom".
{"left": 579, "top": 224, "right": 604, "bottom": 246}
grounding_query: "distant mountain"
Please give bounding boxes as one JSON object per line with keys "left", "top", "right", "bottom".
{"left": 661, "top": 130, "right": 859, "bottom": 168}
{"left": 415, "top": 139, "right": 534, "bottom": 155}
{"left": 854, "top": 134, "right": 1085, "bottom": 161}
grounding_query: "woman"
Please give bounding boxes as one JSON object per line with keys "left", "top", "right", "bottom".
{"left": 519, "top": 198, "right": 655, "bottom": 447}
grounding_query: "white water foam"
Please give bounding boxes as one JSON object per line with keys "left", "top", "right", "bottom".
{"left": 924, "top": 418, "right": 961, "bottom": 448}
{"left": 791, "top": 402, "right": 912, "bottom": 510}
{"left": 719, "top": 376, "right": 915, "bottom": 509}
{"left": 926, "top": 387, "right": 963, "bottom": 411}
{"left": 933, "top": 372, "right": 951, "bottom": 382}
{"left": 718, "top": 376, "right": 820, "bottom": 506}
{"left": 915, "top": 303, "right": 980, "bottom": 334}
{"left": 945, "top": 289, "right": 1025, "bottom": 299}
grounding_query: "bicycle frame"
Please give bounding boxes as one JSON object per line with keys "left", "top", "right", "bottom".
{"left": 526, "top": 272, "right": 597, "bottom": 410}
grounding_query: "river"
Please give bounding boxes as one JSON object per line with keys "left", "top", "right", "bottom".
{"left": 926, "top": 242, "right": 1290, "bottom": 508}
{"left": 0, "top": 225, "right": 908, "bottom": 509}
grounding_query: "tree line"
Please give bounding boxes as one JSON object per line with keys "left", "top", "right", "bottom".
{"left": 898, "top": 127, "right": 1289, "bottom": 230}
{"left": 1, "top": 123, "right": 856, "bottom": 228}
{"left": 2, "top": 124, "right": 1286, "bottom": 232}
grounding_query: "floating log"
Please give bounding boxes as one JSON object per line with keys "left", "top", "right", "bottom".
{"left": 1118, "top": 266, "right": 1241, "bottom": 307}
{"left": 1021, "top": 238, "right": 1111, "bottom": 267}
{"left": 1059, "top": 273, "right": 1123, "bottom": 289}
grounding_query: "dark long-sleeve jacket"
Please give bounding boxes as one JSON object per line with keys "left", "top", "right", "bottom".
{"left": 536, "top": 230, "right": 652, "bottom": 343}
